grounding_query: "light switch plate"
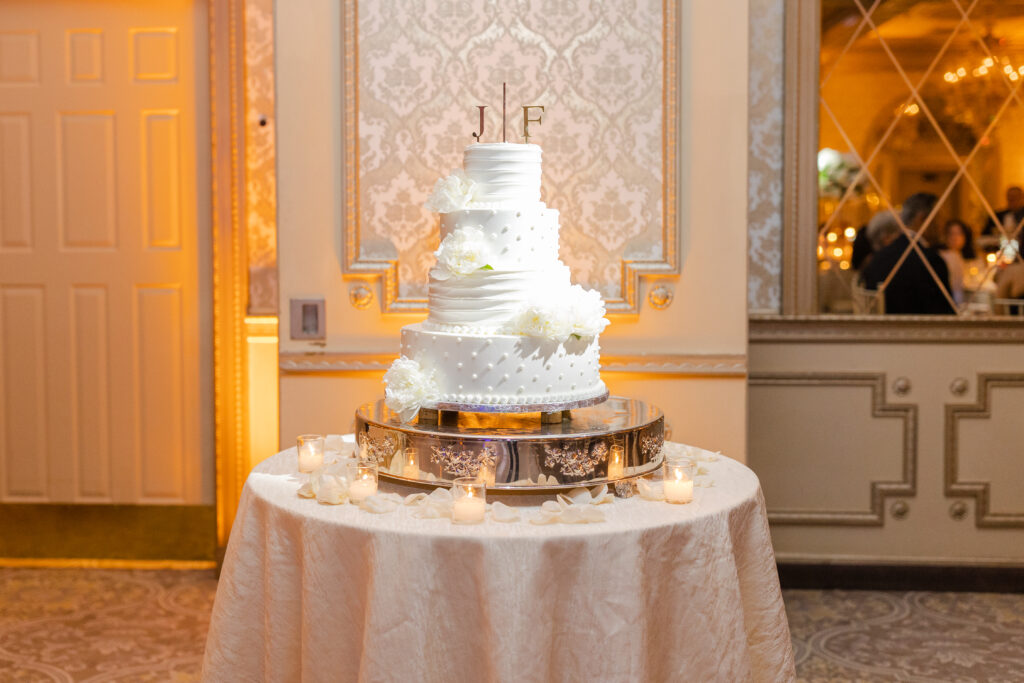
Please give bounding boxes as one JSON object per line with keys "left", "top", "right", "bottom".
{"left": 290, "top": 298, "right": 325, "bottom": 340}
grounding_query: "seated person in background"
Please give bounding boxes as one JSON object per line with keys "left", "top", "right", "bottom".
{"left": 938, "top": 219, "right": 975, "bottom": 305}
{"left": 983, "top": 186, "right": 1024, "bottom": 236}
{"left": 851, "top": 224, "right": 874, "bottom": 271}
{"left": 861, "top": 193, "right": 956, "bottom": 314}
{"left": 995, "top": 258, "right": 1024, "bottom": 314}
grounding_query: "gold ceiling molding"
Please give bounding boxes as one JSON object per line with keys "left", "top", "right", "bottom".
{"left": 750, "top": 315, "right": 1024, "bottom": 344}
{"left": 280, "top": 351, "right": 745, "bottom": 377}
{"left": 945, "top": 374, "right": 1024, "bottom": 529}
{"left": 340, "top": 0, "right": 680, "bottom": 314}
{"left": 749, "top": 372, "right": 918, "bottom": 526}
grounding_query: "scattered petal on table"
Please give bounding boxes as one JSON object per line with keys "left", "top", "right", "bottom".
{"left": 567, "top": 487, "right": 593, "bottom": 505}
{"left": 297, "top": 480, "right": 315, "bottom": 498}
{"left": 316, "top": 475, "right": 348, "bottom": 505}
{"left": 360, "top": 494, "right": 400, "bottom": 514}
{"left": 637, "top": 479, "right": 664, "bottom": 501}
{"left": 404, "top": 492, "right": 428, "bottom": 505}
{"left": 490, "top": 502, "right": 521, "bottom": 523}
{"left": 541, "top": 500, "right": 562, "bottom": 514}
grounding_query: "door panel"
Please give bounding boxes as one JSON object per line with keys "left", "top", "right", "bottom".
{"left": 0, "top": 0, "right": 210, "bottom": 504}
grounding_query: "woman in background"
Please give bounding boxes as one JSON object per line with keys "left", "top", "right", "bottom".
{"left": 939, "top": 219, "right": 975, "bottom": 306}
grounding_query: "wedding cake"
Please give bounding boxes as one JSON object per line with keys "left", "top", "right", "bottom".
{"left": 383, "top": 142, "right": 609, "bottom": 421}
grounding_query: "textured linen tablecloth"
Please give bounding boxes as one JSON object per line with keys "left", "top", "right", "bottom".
{"left": 202, "top": 440, "right": 795, "bottom": 682}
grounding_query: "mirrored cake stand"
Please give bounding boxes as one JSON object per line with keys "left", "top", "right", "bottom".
{"left": 354, "top": 396, "right": 665, "bottom": 494}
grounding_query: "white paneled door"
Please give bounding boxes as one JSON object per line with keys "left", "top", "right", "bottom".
{"left": 0, "top": 1, "right": 211, "bottom": 504}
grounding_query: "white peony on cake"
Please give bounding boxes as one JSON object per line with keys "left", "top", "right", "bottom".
{"left": 383, "top": 142, "right": 609, "bottom": 421}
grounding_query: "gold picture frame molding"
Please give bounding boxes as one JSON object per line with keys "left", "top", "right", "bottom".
{"left": 340, "top": 0, "right": 681, "bottom": 314}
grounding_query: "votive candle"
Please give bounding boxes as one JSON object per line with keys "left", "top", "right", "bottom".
{"left": 452, "top": 477, "right": 486, "bottom": 524}
{"left": 296, "top": 434, "right": 325, "bottom": 473}
{"left": 348, "top": 461, "right": 378, "bottom": 502}
{"left": 402, "top": 447, "right": 419, "bottom": 479}
{"left": 663, "top": 461, "right": 694, "bottom": 504}
{"left": 607, "top": 444, "right": 625, "bottom": 479}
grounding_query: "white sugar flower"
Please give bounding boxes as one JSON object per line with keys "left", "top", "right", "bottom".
{"left": 511, "top": 303, "right": 574, "bottom": 343}
{"left": 430, "top": 226, "right": 491, "bottom": 280}
{"left": 384, "top": 357, "right": 440, "bottom": 423}
{"left": 566, "top": 285, "right": 609, "bottom": 338}
{"left": 424, "top": 169, "right": 477, "bottom": 213}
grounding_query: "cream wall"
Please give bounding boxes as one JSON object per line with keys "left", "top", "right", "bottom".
{"left": 275, "top": 0, "right": 750, "bottom": 459}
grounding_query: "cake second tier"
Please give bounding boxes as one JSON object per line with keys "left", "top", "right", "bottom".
{"left": 401, "top": 322, "right": 607, "bottom": 410}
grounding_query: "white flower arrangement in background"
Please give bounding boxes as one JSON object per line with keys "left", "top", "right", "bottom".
{"left": 430, "top": 225, "right": 493, "bottom": 280}
{"left": 817, "top": 147, "right": 864, "bottom": 199}
{"left": 511, "top": 285, "right": 608, "bottom": 343}
{"left": 384, "top": 357, "right": 440, "bottom": 422}
{"left": 424, "top": 169, "right": 477, "bottom": 213}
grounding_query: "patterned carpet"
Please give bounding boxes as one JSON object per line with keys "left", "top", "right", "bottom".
{"left": 0, "top": 569, "right": 1022, "bottom": 681}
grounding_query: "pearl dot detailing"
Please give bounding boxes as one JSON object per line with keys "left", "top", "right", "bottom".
{"left": 457, "top": 362, "right": 463, "bottom": 369}
{"left": 486, "top": 363, "right": 494, "bottom": 370}
{"left": 471, "top": 373, "right": 478, "bottom": 380}
{"left": 471, "top": 351, "right": 478, "bottom": 358}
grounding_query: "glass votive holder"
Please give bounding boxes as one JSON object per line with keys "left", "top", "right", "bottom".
{"left": 402, "top": 447, "right": 419, "bottom": 479}
{"left": 607, "top": 443, "right": 625, "bottom": 479}
{"left": 348, "top": 461, "right": 378, "bottom": 502}
{"left": 451, "top": 477, "right": 486, "bottom": 524}
{"left": 296, "top": 434, "right": 325, "bottom": 473}
{"left": 663, "top": 460, "right": 695, "bottom": 504}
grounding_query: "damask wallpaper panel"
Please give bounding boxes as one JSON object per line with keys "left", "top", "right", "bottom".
{"left": 245, "top": 0, "right": 278, "bottom": 313}
{"left": 354, "top": 0, "right": 667, "bottom": 302}
{"left": 747, "top": 0, "right": 784, "bottom": 313}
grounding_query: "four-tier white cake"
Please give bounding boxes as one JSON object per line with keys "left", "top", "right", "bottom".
{"left": 383, "top": 142, "right": 609, "bottom": 421}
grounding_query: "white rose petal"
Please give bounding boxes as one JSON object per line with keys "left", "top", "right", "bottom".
{"left": 424, "top": 169, "right": 477, "bottom": 213}
{"left": 384, "top": 357, "right": 440, "bottom": 423}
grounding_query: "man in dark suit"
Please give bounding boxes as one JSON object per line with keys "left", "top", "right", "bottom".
{"left": 983, "top": 186, "right": 1024, "bottom": 236}
{"left": 861, "top": 193, "right": 956, "bottom": 315}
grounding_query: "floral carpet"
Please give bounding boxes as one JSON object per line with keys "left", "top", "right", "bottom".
{"left": 0, "top": 569, "right": 1022, "bottom": 681}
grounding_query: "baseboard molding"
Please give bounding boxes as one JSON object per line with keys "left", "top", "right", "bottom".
{"left": 778, "top": 562, "right": 1024, "bottom": 593}
{"left": 0, "top": 504, "right": 217, "bottom": 562}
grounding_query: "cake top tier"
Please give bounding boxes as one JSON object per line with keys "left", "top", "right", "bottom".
{"left": 463, "top": 143, "right": 541, "bottom": 204}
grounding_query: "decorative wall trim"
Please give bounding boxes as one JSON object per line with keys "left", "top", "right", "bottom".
{"left": 281, "top": 352, "right": 396, "bottom": 373}
{"left": 781, "top": 0, "right": 819, "bottom": 315}
{"left": 281, "top": 352, "right": 747, "bottom": 377}
{"left": 944, "top": 374, "right": 1024, "bottom": 528}
{"left": 750, "top": 315, "right": 1024, "bottom": 344}
{"left": 600, "top": 353, "right": 746, "bottom": 376}
{"left": 210, "top": 0, "right": 251, "bottom": 549}
{"left": 749, "top": 372, "right": 917, "bottom": 525}
{"left": 340, "top": 1, "right": 681, "bottom": 314}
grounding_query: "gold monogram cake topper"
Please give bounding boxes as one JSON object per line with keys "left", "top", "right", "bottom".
{"left": 470, "top": 82, "right": 544, "bottom": 144}
{"left": 521, "top": 105, "right": 544, "bottom": 144}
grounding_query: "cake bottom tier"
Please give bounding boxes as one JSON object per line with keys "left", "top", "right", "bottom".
{"left": 401, "top": 322, "right": 607, "bottom": 410}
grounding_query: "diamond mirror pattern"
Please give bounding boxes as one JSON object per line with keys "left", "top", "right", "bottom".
{"left": 818, "top": 0, "right": 1024, "bottom": 315}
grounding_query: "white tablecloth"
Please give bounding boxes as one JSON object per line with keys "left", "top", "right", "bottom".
{"left": 202, "top": 441, "right": 795, "bottom": 682}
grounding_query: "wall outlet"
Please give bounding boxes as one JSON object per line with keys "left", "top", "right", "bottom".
{"left": 289, "top": 298, "right": 325, "bottom": 340}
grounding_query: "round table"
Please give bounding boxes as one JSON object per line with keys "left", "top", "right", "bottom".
{"left": 202, "top": 439, "right": 795, "bottom": 682}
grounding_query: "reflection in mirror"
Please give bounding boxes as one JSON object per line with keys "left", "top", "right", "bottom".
{"left": 817, "top": 0, "right": 1024, "bottom": 316}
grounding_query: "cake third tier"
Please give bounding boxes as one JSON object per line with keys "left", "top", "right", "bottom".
{"left": 382, "top": 143, "right": 610, "bottom": 421}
